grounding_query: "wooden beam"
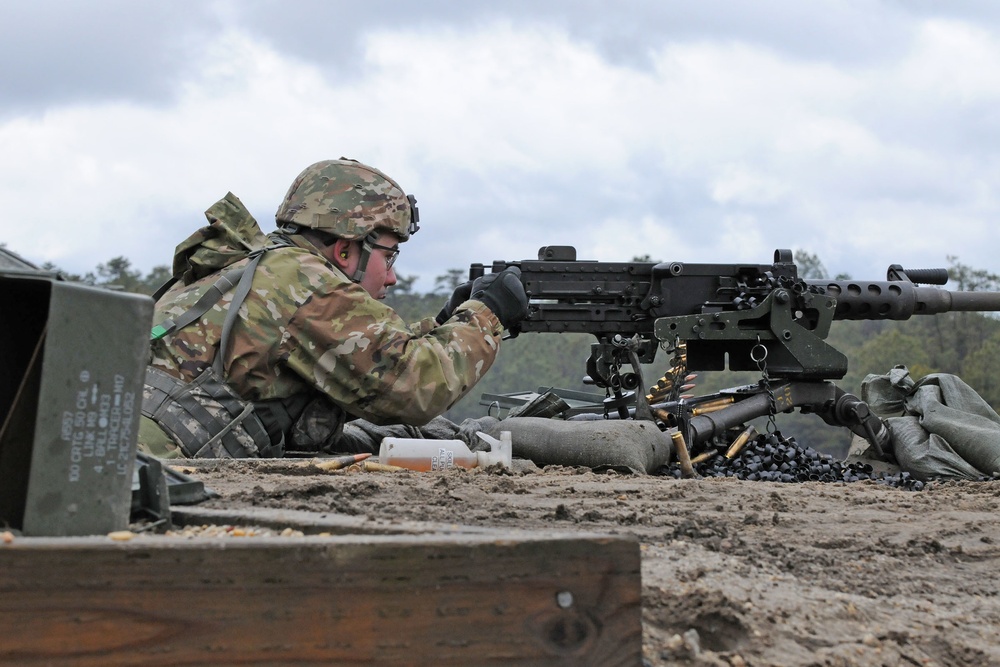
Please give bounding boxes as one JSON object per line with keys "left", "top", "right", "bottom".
{"left": 0, "top": 532, "right": 641, "bottom": 665}
{"left": 170, "top": 505, "right": 502, "bottom": 536}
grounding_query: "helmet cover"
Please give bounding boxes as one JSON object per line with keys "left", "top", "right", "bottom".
{"left": 275, "top": 158, "right": 418, "bottom": 241}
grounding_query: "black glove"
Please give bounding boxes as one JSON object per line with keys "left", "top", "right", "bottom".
{"left": 470, "top": 266, "right": 529, "bottom": 330}
{"left": 435, "top": 280, "right": 474, "bottom": 325}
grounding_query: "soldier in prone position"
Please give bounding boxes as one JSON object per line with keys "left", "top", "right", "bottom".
{"left": 139, "top": 158, "right": 528, "bottom": 459}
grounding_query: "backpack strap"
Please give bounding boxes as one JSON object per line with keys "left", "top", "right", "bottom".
{"left": 150, "top": 265, "right": 248, "bottom": 341}
{"left": 149, "top": 237, "right": 293, "bottom": 342}
{"left": 150, "top": 277, "right": 177, "bottom": 302}
{"left": 213, "top": 250, "right": 265, "bottom": 375}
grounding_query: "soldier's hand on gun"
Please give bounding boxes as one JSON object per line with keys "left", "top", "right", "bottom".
{"left": 435, "top": 280, "right": 475, "bottom": 324}
{"left": 471, "top": 266, "right": 529, "bottom": 330}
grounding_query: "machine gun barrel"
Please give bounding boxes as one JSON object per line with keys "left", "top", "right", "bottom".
{"left": 808, "top": 279, "right": 1000, "bottom": 321}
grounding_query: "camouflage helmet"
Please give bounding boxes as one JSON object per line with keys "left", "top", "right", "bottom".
{"left": 275, "top": 158, "right": 419, "bottom": 241}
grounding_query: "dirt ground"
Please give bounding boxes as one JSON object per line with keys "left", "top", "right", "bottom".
{"left": 173, "top": 456, "right": 1000, "bottom": 667}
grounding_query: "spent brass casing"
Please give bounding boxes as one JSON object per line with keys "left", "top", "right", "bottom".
{"left": 670, "top": 431, "right": 697, "bottom": 478}
{"left": 359, "top": 461, "right": 408, "bottom": 472}
{"left": 689, "top": 450, "right": 716, "bottom": 465}
{"left": 651, "top": 407, "right": 678, "bottom": 428}
{"left": 725, "top": 425, "right": 758, "bottom": 459}
{"left": 653, "top": 408, "right": 674, "bottom": 423}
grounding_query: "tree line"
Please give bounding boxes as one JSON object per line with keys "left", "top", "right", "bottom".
{"left": 53, "top": 250, "right": 1000, "bottom": 458}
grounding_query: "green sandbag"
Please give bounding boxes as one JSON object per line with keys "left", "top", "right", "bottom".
{"left": 863, "top": 367, "right": 1000, "bottom": 479}
{"left": 885, "top": 416, "right": 983, "bottom": 481}
{"left": 905, "top": 378, "right": 1000, "bottom": 476}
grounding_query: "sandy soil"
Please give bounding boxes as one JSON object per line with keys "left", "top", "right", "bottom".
{"left": 164, "top": 454, "right": 1000, "bottom": 667}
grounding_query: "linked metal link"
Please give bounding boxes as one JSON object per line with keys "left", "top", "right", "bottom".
{"left": 751, "top": 337, "right": 778, "bottom": 434}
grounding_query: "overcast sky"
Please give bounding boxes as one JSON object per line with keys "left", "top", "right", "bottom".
{"left": 2, "top": 1, "right": 998, "bottom": 292}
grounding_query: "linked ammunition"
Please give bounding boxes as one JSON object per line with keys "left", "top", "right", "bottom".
{"left": 650, "top": 378, "right": 673, "bottom": 391}
{"left": 689, "top": 396, "right": 736, "bottom": 416}
{"left": 646, "top": 377, "right": 674, "bottom": 402}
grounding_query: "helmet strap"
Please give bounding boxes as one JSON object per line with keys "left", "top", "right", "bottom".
{"left": 349, "top": 231, "right": 381, "bottom": 283}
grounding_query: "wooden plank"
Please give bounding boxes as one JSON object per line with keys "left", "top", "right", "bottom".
{"left": 171, "top": 505, "right": 503, "bottom": 536}
{"left": 0, "top": 533, "right": 641, "bottom": 666}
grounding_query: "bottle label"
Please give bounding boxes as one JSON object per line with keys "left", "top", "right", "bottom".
{"left": 431, "top": 447, "right": 455, "bottom": 471}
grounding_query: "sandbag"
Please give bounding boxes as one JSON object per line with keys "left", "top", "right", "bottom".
{"left": 860, "top": 366, "right": 913, "bottom": 418}
{"left": 883, "top": 416, "right": 984, "bottom": 481}
{"left": 863, "top": 367, "right": 1000, "bottom": 480}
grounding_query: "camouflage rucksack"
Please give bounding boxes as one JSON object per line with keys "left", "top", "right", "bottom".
{"left": 153, "top": 192, "right": 269, "bottom": 298}
{"left": 144, "top": 193, "right": 294, "bottom": 458}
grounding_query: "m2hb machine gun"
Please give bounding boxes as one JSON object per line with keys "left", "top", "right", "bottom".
{"left": 471, "top": 246, "right": 1000, "bottom": 461}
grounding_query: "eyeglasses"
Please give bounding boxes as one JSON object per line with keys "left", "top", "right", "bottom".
{"left": 369, "top": 241, "right": 400, "bottom": 269}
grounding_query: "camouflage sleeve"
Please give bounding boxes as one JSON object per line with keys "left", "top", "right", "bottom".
{"left": 283, "top": 275, "right": 503, "bottom": 426}
{"left": 408, "top": 316, "right": 440, "bottom": 336}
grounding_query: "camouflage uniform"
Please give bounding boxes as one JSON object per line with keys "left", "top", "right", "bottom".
{"left": 140, "top": 161, "right": 504, "bottom": 458}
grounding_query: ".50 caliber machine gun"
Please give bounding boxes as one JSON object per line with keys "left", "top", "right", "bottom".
{"left": 471, "top": 246, "right": 1000, "bottom": 461}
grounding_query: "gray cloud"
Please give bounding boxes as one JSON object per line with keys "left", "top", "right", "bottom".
{"left": 6, "top": 0, "right": 998, "bottom": 112}
{"left": 228, "top": 0, "right": 949, "bottom": 72}
{"left": 0, "top": 1, "right": 219, "bottom": 113}
{"left": 1, "top": 0, "right": 997, "bottom": 291}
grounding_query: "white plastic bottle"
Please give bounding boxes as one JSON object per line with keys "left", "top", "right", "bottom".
{"left": 379, "top": 431, "right": 512, "bottom": 472}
